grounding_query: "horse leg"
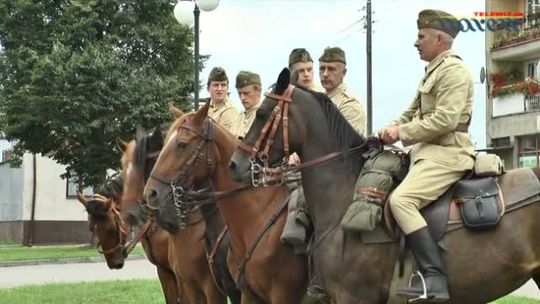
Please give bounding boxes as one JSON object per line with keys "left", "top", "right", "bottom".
{"left": 156, "top": 265, "right": 179, "bottom": 304}
{"left": 180, "top": 281, "right": 204, "bottom": 304}
{"left": 202, "top": 279, "right": 226, "bottom": 304}
{"left": 241, "top": 294, "right": 251, "bottom": 304}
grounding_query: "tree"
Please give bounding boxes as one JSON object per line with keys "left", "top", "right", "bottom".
{"left": 0, "top": 0, "right": 199, "bottom": 187}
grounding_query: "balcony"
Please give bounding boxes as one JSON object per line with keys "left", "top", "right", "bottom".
{"left": 493, "top": 92, "right": 540, "bottom": 116}
{"left": 491, "top": 13, "right": 540, "bottom": 61}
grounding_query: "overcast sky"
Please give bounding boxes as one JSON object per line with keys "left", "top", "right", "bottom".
{"left": 191, "top": 0, "right": 487, "bottom": 148}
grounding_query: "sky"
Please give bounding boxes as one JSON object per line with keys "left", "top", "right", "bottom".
{"left": 190, "top": 0, "right": 488, "bottom": 148}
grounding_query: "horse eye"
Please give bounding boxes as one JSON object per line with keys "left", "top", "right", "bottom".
{"left": 177, "top": 142, "right": 189, "bottom": 149}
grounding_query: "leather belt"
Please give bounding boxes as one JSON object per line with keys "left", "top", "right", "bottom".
{"left": 455, "top": 122, "right": 469, "bottom": 132}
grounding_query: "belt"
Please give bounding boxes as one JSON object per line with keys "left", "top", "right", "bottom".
{"left": 455, "top": 123, "right": 469, "bottom": 132}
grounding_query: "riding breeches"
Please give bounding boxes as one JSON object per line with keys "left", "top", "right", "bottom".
{"left": 389, "top": 159, "right": 466, "bottom": 235}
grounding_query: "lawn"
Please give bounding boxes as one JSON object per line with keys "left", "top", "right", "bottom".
{"left": 0, "top": 279, "right": 536, "bottom": 304}
{"left": 0, "top": 244, "right": 145, "bottom": 262}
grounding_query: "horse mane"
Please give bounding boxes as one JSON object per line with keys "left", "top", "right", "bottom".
{"left": 96, "top": 175, "right": 123, "bottom": 201}
{"left": 303, "top": 88, "right": 365, "bottom": 151}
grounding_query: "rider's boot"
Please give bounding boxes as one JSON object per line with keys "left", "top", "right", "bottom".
{"left": 397, "top": 227, "right": 450, "bottom": 302}
{"left": 281, "top": 187, "right": 308, "bottom": 245}
{"left": 301, "top": 274, "right": 330, "bottom": 304}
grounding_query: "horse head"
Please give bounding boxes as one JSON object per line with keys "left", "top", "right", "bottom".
{"left": 76, "top": 192, "right": 128, "bottom": 269}
{"left": 144, "top": 103, "right": 217, "bottom": 233}
{"left": 117, "top": 126, "right": 164, "bottom": 226}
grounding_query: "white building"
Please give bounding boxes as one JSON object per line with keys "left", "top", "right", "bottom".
{"left": 0, "top": 140, "right": 92, "bottom": 245}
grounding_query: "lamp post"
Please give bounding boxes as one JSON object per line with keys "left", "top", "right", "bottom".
{"left": 174, "top": 0, "right": 220, "bottom": 110}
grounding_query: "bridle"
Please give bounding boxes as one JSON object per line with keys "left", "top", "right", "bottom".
{"left": 236, "top": 84, "right": 370, "bottom": 187}
{"left": 90, "top": 194, "right": 129, "bottom": 256}
{"left": 148, "top": 118, "right": 224, "bottom": 227}
{"left": 236, "top": 84, "right": 295, "bottom": 187}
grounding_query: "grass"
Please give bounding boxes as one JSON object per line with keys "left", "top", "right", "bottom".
{"left": 0, "top": 279, "right": 535, "bottom": 304}
{"left": 0, "top": 244, "right": 145, "bottom": 262}
{"left": 0, "top": 279, "right": 164, "bottom": 304}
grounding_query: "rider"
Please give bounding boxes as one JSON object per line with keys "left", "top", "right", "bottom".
{"left": 319, "top": 47, "right": 365, "bottom": 135}
{"left": 379, "top": 9, "right": 475, "bottom": 302}
{"left": 205, "top": 67, "right": 239, "bottom": 132}
{"left": 230, "top": 71, "right": 262, "bottom": 139}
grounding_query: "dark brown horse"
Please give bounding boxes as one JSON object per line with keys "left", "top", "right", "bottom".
{"left": 119, "top": 126, "right": 240, "bottom": 304}
{"left": 144, "top": 105, "right": 308, "bottom": 304}
{"left": 229, "top": 68, "right": 540, "bottom": 303}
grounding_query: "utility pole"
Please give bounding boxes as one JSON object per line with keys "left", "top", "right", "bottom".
{"left": 366, "top": 0, "right": 373, "bottom": 135}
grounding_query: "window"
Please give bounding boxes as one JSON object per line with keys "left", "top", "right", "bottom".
{"left": 517, "top": 134, "right": 540, "bottom": 168}
{"left": 66, "top": 170, "right": 93, "bottom": 198}
{"left": 491, "top": 137, "right": 511, "bottom": 148}
{"left": 527, "top": 61, "right": 537, "bottom": 79}
{"left": 527, "top": 0, "right": 540, "bottom": 27}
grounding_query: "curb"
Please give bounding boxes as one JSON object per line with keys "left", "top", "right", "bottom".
{"left": 0, "top": 254, "right": 147, "bottom": 268}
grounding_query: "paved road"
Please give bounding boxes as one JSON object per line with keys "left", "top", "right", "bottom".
{"left": 0, "top": 258, "right": 157, "bottom": 288}
{"left": 0, "top": 259, "right": 537, "bottom": 301}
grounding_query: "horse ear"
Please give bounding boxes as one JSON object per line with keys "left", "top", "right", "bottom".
{"left": 192, "top": 99, "right": 210, "bottom": 127}
{"left": 150, "top": 125, "right": 164, "bottom": 147}
{"left": 116, "top": 137, "right": 128, "bottom": 152}
{"left": 275, "top": 68, "right": 291, "bottom": 94}
{"left": 169, "top": 103, "right": 184, "bottom": 119}
{"left": 136, "top": 125, "right": 146, "bottom": 140}
{"left": 76, "top": 192, "right": 88, "bottom": 207}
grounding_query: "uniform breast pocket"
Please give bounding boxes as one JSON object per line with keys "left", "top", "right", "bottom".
{"left": 418, "top": 77, "right": 437, "bottom": 113}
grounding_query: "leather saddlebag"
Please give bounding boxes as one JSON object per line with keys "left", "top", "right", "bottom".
{"left": 454, "top": 177, "right": 503, "bottom": 230}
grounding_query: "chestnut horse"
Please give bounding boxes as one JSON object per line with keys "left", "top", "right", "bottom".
{"left": 118, "top": 126, "right": 240, "bottom": 304}
{"left": 144, "top": 105, "right": 308, "bottom": 304}
{"left": 229, "top": 68, "right": 540, "bottom": 303}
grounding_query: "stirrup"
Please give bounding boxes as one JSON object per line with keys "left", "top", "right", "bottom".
{"left": 407, "top": 271, "right": 432, "bottom": 303}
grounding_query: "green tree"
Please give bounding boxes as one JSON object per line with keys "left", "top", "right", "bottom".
{"left": 0, "top": 0, "right": 198, "bottom": 187}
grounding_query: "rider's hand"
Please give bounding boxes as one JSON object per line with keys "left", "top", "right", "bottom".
{"left": 288, "top": 152, "right": 301, "bottom": 167}
{"left": 378, "top": 126, "right": 400, "bottom": 144}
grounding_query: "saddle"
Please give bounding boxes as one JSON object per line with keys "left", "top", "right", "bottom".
{"left": 363, "top": 167, "right": 540, "bottom": 244}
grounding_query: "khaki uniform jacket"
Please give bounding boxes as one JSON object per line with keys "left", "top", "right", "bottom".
{"left": 230, "top": 104, "right": 259, "bottom": 139}
{"left": 207, "top": 98, "right": 239, "bottom": 132}
{"left": 309, "top": 83, "right": 325, "bottom": 93}
{"left": 391, "top": 49, "right": 475, "bottom": 169}
{"left": 327, "top": 83, "right": 366, "bottom": 135}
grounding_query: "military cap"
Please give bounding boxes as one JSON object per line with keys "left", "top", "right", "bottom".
{"left": 288, "top": 48, "right": 313, "bottom": 67}
{"left": 318, "top": 47, "right": 346, "bottom": 65}
{"left": 235, "top": 71, "right": 261, "bottom": 89}
{"left": 417, "top": 9, "right": 460, "bottom": 38}
{"left": 207, "top": 67, "right": 228, "bottom": 84}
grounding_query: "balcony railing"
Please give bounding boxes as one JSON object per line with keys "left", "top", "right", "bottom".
{"left": 526, "top": 93, "right": 540, "bottom": 111}
{"left": 491, "top": 13, "right": 540, "bottom": 49}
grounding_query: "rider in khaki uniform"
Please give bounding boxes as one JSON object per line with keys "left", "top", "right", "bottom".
{"left": 379, "top": 9, "right": 475, "bottom": 302}
{"left": 319, "top": 47, "right": 366, "bottom": 135}
{"left": 205, "top": 67, "right": 239, "bottom": 132}
{"left": 230, "top": 71, "right": 262, "bottom": 139}
{"left": 288, "top": 48, "right": 324, "bottom": 92}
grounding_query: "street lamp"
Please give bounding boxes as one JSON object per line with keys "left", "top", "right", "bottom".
{"left": 174, "top": 0, "right": 220, "bottom": 110}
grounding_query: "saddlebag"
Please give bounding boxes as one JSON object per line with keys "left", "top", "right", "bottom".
{"left": 454, "top": 177, "right": 503, "bottom": 230}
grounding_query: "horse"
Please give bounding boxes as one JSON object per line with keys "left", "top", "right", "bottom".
{"left": 143, "top": 104, "right": 309, "bottom": 304}
{"left": 118, "top": 125, "right": 240, "bottom": 304}
{"left": 229, "top": 68, "right": 540, "bottom": 303}
{"left": 76, "top": 180, "right": 127, "bottom": 270}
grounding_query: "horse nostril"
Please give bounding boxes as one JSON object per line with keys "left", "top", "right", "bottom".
{"left": 229, "top": 160, "right": 236, "bottom": 170}
{"left": 146, "top": 189, "right": 159, "bottom": 205}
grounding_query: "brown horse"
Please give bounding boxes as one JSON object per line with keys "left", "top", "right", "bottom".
{"left": 229, "top": 68, "right": 540, "bottom": 303}
{"left": 118, "top": 126, "right": 240, "bottom": 304}
{"left": 76, "top": 189, "right": 127, "bottom": 270}
{"left": 144, "top": 105, "right": 308, "bottom": 304}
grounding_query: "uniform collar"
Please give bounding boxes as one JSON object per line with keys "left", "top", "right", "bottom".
{"left": 210, "top": 98, "right": 229, "bottom": 110}
{"left": 327, "top": 82, "right": 346, "bottom": 99}
{"left": 425, "top": 49, "right": 454, "bottom": 74}
{"left": 243, "top": 103, "right": 260, "bottom": 116}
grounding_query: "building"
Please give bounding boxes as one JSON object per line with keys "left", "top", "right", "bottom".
{"left": 485, "top": 0, "right": 540, "bottom": 169}
{"left": 0, "top": 141, "right": 93, "bottom": 245}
